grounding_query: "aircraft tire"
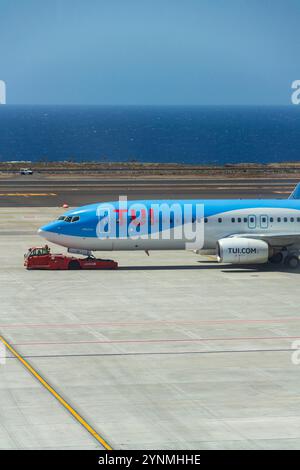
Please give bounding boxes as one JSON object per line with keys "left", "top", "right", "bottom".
{"left": 284, "top": 255, "right": 299, "bottom": 269}
{"left": 269, "top": 252, "right": 283, "bottom": 264}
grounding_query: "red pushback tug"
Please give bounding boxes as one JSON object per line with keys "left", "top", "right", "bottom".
{"left": 24, "top": 246, "right": 118, "bottom": 270}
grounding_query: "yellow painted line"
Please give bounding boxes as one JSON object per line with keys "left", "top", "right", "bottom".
{"left": 0, "top": 193, "right": 57, "bottom": 197}
{"left": 0, "top": 335, "right": 112, "bottom": 450}
{"left": 273, "top": 191, "right": 291, "bottom": 194}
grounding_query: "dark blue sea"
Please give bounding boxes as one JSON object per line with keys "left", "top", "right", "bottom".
{"left": 0, "top": 105, "right": 300, "bottom": 164}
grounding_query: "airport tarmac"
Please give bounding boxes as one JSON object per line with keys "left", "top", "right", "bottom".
{"left": 1, "top": 207, "right": 300, "bottom": 449}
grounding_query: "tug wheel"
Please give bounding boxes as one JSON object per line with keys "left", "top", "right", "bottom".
{"left": 68, "top": 260, "right": 81, "bottom": 270}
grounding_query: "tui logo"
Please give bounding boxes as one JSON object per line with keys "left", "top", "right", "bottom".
{"left": 228, "top": 247, "right": 257, "bottom": 254}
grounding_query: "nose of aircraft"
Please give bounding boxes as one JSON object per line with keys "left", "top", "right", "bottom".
{"left": 39, "top": 222, "right": 55, "bottom": 233}
{"left": 38, "top": 222, "right": 61, "bottom": 243}
{"left": 38, "top": 227, "right": 48, "bottom": 239}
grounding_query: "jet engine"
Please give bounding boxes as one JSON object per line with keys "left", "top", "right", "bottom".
{"left": 217, "top": 237, "right": 269, "bottom": 264}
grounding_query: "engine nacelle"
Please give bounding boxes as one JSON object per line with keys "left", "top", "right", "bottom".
{"left": 217, "top": 237, "right": 269, "bottom": 264}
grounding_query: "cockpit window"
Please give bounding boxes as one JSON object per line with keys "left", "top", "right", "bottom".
{"left": 57, "top": 215, "right": 80, "bottom": 223}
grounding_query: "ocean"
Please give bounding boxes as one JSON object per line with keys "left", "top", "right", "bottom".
{"left": 0, "top": 105, "right": 299, "bottom": 165}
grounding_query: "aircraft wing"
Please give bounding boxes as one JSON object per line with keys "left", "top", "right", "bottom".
{"left": 229, "top": 232, "right": 300, "bottom": 247}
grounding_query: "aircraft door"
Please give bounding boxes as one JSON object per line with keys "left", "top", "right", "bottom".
{"left": 260, "top": 215, "right": 268, "bottom": 229}
{"left": 248, "top": 215, "right": 256, "bottom": 229}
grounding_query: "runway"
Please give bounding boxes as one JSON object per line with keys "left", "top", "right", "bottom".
{"left": 0, "top": 175, "right": 299, "bottom": 206}
{"left": 1, "top": 207, "right": 300, "bottom": 449}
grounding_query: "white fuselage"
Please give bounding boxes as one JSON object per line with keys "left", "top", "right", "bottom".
{"left": 39, "top": 204, "right": 300, "bottom": 252}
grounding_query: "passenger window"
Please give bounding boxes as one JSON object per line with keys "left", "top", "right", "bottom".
{"left": 218, "top": 218, "right": 222, "bottom": 223}
{"left": 277, "top": 217, "right": 281, "bottom": 222}
{"left": 204, "top": 218, "right": 208, "bottom": 223}
{"left": 284, "top": 217, "right": 288, "bottom": 222}
{"left": 237, "top": 218, "right": 241, "bottom": 223}
{"left": 243, "top": 217, "right": 247, "bottom": 223}
{"left": 270, "top": 217, "right": 274, "bottom": 222}
{"left": 231, "top": 218, "right": 235, "bottom": 223}
{"left": 290, "top": 217, "right": 294, "bottom": 222}
{"left": 298, "top": 217, "right": 300, "bottom": 222}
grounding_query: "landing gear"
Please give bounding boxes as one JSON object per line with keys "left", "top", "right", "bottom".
{"left": 269, "top": 248, "right": 299, "bottom": 269}
{"left": 269, "top": 252, "right": 283, "bottom": 264}
{"left": 284, "top": 255, "right": 299, "bottom": 269}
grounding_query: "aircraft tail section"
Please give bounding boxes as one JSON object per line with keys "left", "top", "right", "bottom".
{"left": 288, "top": 183, "right": 300, "bottom": 199}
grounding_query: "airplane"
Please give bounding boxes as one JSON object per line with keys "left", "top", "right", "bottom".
{"left": 38, "top": 183, "right": 300, "bottom": 269}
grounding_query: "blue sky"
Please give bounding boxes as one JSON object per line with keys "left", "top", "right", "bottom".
{"left": 0, "top": 0, "right": 298, "bottom": 105}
